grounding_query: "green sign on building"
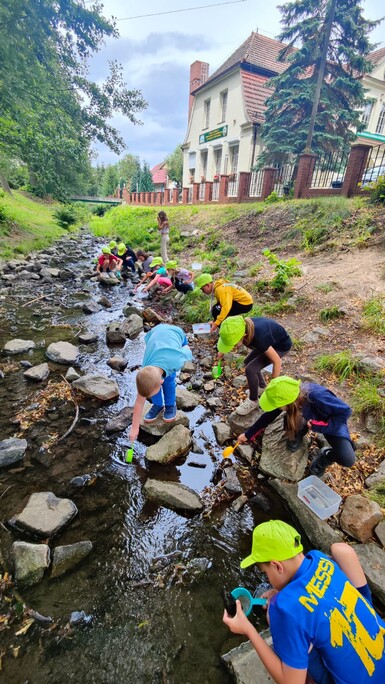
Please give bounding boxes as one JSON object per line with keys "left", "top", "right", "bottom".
{"left": 199, "top": 125, "right": 228, "bottom": 144}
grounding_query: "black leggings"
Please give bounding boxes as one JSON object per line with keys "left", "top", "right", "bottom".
{"left": 291, "top": 422, "right": 356, "bottom": 468}
{"left": 211, "top": 301, "right": 253, "bottom": 322}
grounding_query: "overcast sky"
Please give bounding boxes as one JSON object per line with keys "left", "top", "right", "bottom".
{"left": 88, "top": 0, "right": 385, "bottom": 169}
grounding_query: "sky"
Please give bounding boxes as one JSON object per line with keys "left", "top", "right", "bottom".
{"left": 88, "top": 0, "right": 385, "bottom": 169}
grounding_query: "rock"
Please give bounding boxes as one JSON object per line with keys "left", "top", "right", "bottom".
{"left": 46, "top": 341, "right": 79, "bottom": 365}
{"left": 143, "top": 479, "right": 203, "bottom": 513}
{"left": 232, "top": 495, "right": 248, "bottom": 512}
{"left": 354, "top": 543, "right": 385, "bottom": 606}
{"left": 0, "top": 438, "right": 28, "bottom": 468}
{"left": 270, "top": 480, "right": 340, "bottom": 552}
{"left": 123, "top": 304, "right": 143, "bottom": 318}
{"left": 146, "top": 425, "right": 192, "bottom": 464}
{"left": 355, "top": 354, "right": 385, "bottom": 373}
{"left": 20, "top": 360, "right": 32, "bottom": 368}
{"left": 224, "top": 467, "right": 243, "bottom": 494}
{"left": 105, "top": 407, "right": 133, "bottom": 434}
{"left": 1, "top": 274, "right": 16, "bottom": 282}
{"left": 228, "top": 407, "right": 262, "bottom": 435}
{"left": 40, "top": 267, "right": 60, "bottom": 278}
{"left": 364, "top": 412, "right": 382, "bottom": 434}
{"left": 142, "top": 308, "right": 165, "bottom": 324}
{"left": 340, "top": 495, "right": 383, "bottom": 542}
{"left": 121, "top": 314, "right": 143, "bottom": 339}
{"left": 72, "top": 374, "right": 119, "bottom": 401}
{"left": 233, "top": 375, "right": 247, "bottom": 389}
{"left": 18, "top": 270, "right": 40, "bottom": 280}
{"left": 176, "top": 387, "right": 200, "bottom": 410}
{"left": 222, "top": 635, "right": 274, "bottom": 683}
{"left": 51, "top": 541, "right": 93, "bottom": 578}
{"left": 107, "top": 356, "right": 128, "bottom": 371}
{"left": 375, "top": 520, "right": 385, "bottom": 547}
{"left": 82, "top": 301, "right": 101, "bottom": 314}
{"left": 98, "top": 273, "right": 119, "bottom": 286}
{"left": 235, "top": 444, "right": 255, "bottom": 464}
{"left": 10, "top": 492, "right": 77, "bottom": 538}
{"left": 13, "top": 542, "right": 50, "bottom": 587}
{"left": 184, "top": 557, "right": 211, "bottom": 582}
{"left": 98, "top": 295, "right": 112, "bottom": 308}
{"left": 59, "top": 268, "right": 73, "bottom": 280}
{"left": 249, "top": 492, "right": 271, "bottom": 512}
{"left": 213, "top": 422, "right": 231, "bottom": 445}
{"left": 70, "top": 474, "right": 92, "bottom": 487}
{"left": 23, "top": 363, "right": 50, "bottom": 382}
{"left": 140, "top": 403, "right": 189, "bottom": 437}
{"left": 106, "top": 322, "right": 126, "bottom": 345}
{"left": 207, "top": 397, "right": 222, "bottom": 408}
{"left": 6, "top": 259, "right": 25, "bottom": 270}
{"left": 203, "top": 381, "right": 215, "bottom": 392}
{"left": 78, "top": 332, "right": 98, "bottom": 345}
{"left": 3, "top": 339, "right": 35, "bottom": 354}
{"left": 183, "top": 361, "right": 196, "bottom": 373}
{"left": 191, "top": 379, "right": 203, "bottom": 390}
{"left": 259, "top": 415, "right": 308, "bottom": 482}
{"left": 69, "top": 610, "right": 93, "bottom": 626}
{"left": 65, "top": 367, "right": 80, "bottom": 382}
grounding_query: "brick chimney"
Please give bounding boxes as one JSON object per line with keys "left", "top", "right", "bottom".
{"left": 189, "top": 60, "right": 209, "bottom": 120}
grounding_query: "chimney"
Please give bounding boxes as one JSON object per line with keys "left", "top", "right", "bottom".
{"left": 189, "top": 60, "right": 209, "bottom": 120}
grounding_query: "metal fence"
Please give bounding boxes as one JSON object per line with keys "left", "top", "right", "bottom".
{"left": 199, "top": 182, "right": 205, "bottom": 201}
{"left": 212, "top": 180, "right": 220, "bottom": 201}
{"left": 310, "top": 151, "right": 349, "bottom": 189}
{"left": 187, "top": 187, "right": 193, "bottom": 204}
{"left": 361, "top": 144, "right": 385, "bottom": 187}
{"left": 273, "top": 162, "right": 298, "bottom": 196}
{"left": 227, "top": 173, "right": 239, "bottom": 197}
{"left": 248, "top": 169, "right": 264, "bottom": 198}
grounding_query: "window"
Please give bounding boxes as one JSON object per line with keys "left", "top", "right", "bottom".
{"left": 188, "top": 152, "right": 196, "bottom": 183}
{"left": 200, "top": 150, "right": 208, "bottom": 179}
{"left": 220, "top": 90, "right": 228, "bottom": 122}
{"left": 361, "top": 102, "right": 373, "bottom": 128}
{"left": 214, "top": 148, "right": 222, "bottom": 175}
{"left": 203, "top": 98, "right": 211, "bottom": 128}
{"left": 229, "top": 144, "right": 239, "bottom": 174}
{"left": 375, "top": 104, "right": 385, "bottom": 135}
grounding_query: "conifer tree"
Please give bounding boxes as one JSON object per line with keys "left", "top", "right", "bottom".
{"left": 258, "top": 0, "right": 378, "bottom": 165}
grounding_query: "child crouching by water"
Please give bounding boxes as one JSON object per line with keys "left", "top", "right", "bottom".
{"left": 163, "top": 260, "right": 194, "bottom": 300}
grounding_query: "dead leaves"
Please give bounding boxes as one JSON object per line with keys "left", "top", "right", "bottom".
{"left": 15, "top": 380, "right": 72, "bottom": 431}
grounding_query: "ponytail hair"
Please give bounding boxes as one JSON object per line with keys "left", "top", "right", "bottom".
{"left": 243, "top": 317, "right": 254, "bottom": 346}
{"left": 284, "top": 386, "right": 309, "bottom": 439}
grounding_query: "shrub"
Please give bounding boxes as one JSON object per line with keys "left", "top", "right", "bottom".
{"left": 264, "top": 191, "right": 281, "bottom": 204}
{"left": 362, "top": 297, "right": 385, "bottom": 335}
{"left": 0, "top": 203, "right": 8, "bottom": 223}
{"left": 369, "top": 175, "right": 385, "bottom": 204}
{"left": 319, "top": 306, "right": 345, "bottom": 323}
{"left": 91, "top": 204, "right": 112, "bottom": 217}
{"left": 53, "top": 205, "right": 78, "bottom": 229}
{"left": 262, "top": 248, "right": 301, "bottom": 292}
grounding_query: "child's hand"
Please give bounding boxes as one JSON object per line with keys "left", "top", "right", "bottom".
{"left": 237, "top": 433, "right": 248, "bottom": 443}
{"left": 223, "top": 600, "right": 252, "bottom": 636}
{"left": 210, "top": 321, "right": 218, "bottom": 333}
{"left": 129, "top": 427, "right": 139, "bottom": 442}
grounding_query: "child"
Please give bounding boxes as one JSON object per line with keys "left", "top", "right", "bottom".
{"left": 164, "top": 260, "right": 194, "bottom": 300}
{"left": 157, "top": 210, "right": 169, "bottom": 263}
{"left": 117, "top": 242, "right": 137, "bottom": 275}
{"left": 195, "top": 273, "right": 253, "bottom": 332}
{"left": 136, "top": 249, "right": 153, "bottom": 277}
{"left": 217, "top": 316, "right": 292, "bottom": 415}
{"left": 223, "top": 520, "right": 385, "bottom": 684}
{"left": 133, "top": 257, "right": 167, "bottom": 292}
{"left": 109, "top": 240, "right": 118, "bottom": 255}
{"left": 129, "top": 324, "right": 192, "bottom": 439}
{"left": 96, "top": 246, "right": 123, "bottom": 275}
{"left": 237, "top": 376, "right": 355, "bottom": 477}
{"left": 141, "top": 262, "right": 173, "bottom": 295}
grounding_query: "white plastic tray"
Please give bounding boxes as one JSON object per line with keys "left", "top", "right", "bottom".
{"left": 191, "top": 262, "right": 202, "bottom": 270}
{"left": 297, "top": 475, "right": 341, "bottom": 520}
{"left": 192, "top": 323, "right": 211, "bottom": 334}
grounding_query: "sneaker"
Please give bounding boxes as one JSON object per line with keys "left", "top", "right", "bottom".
{"left": 163, "top": 404, "right": 177, "bottom": 422}
{"left": 235, "top": 398, "right": 259, "bottom": 415}
{"left": 309, "top": 447, "right": 332, "bottom": 478}
{"left": 144, "top": 405, "right": 164, "bottom": 422}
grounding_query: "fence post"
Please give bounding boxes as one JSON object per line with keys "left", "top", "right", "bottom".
{"left": 237, "top": 172, "right": 251, "bottom": 201}
{"left": 172, "top": 188, "right": 179, "bottom": 204}
{"left": 294, "top": 153, "right": 317, "bottom": 198}
{"left": 182, "top": 187, "right": 189, "bottom": 204}
{"left": 192, "top": 182, "right": 200, "bottom": 203}
{"left": 164, "top": 189, "right": 170, "bottom": 204}
{"left": 204, "top": 181, "right": 213, "bottom": 203}
{"left": 342, "top": 144, "right": 371, "bottom": 197}
{"left": 261, "top": 167, "right": 276, "bottom": 200}
{"left": 219, "top": 175, "right": 229, "bottom": 203}
{"left": 122, "top": 188, "right": 130, "bottom": 203}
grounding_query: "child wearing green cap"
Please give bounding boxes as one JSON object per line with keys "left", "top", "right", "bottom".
{"left": 96, "top": 247, "right": 123, "bottom": 275}
{"left": 164, "top": 261, "right": 194, "bottom": 299}
{"left": 237, "top": 376, "right": 355, "bottom": 477}
{"left": 223, "top": 519, "right": 385, "bottom": 684}
{"left": 217, "top": 316, "right": 292, "bottom": 415}
{"left": 133, "top": 258, "right": 168, "bottom": 292}
{"left": 195, "top": 274, "right": 253, "bottom": 332}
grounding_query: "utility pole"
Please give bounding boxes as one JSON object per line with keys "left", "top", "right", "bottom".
{"left": 305, "top": 0, "right": 337, "bottom": 152}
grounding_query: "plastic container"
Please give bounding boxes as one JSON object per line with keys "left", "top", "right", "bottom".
{"left": 264, "top": 364, "right": 274, "bottom": 374}
{"left": 192, "top": 323, "right": 211, "bottom": 335}
{"left": 191, "top": 262, "right": 202, "bottom": 271}
{"left": 297, "top": 475, "right": 342, "bottom": 520}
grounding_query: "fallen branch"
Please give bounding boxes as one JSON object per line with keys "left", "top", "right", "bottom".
{"left": 294, "top": 275, "right": 315, "bottom": 292}
{"left": 0, "top": 485, "right": 13, "bottom": 501}
{"left": 56, "top": 403, "right": 79, "bottom": 444}
{"left": 21, "top": 294, "right": 49, "bottom": 308}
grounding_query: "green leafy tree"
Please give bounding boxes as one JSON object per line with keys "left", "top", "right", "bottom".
{"left": 258, "top": 0, "right": 378, "bottom": 165}
{"left": 117, "top": 154, "right": 140, "bottom": 190}
{"left": 140, "top": 161, "right": 154, "bottom": 192}
{"left": 165, "top": 145, "right": 183, "bottom": 187}
{"left": 102, "top": 166, "right": 120, "bottom": 196}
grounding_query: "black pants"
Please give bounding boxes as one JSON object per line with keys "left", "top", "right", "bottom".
{"left": 211, "top": 301, "right": 252, "bottom": 323}
{"left": 245, "top": 349, "right": 288, "bottom": 400}
{"left": 175, "top": 281, "right": 194, "bottom": 294}
{"left": 291, "top": 424, "right": 355, "bottom": 468}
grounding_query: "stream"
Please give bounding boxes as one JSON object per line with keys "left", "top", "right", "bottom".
{"left": 0, "top": 229, "right": 294, "bottom": 683}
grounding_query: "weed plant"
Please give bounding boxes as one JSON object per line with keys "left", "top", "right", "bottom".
{"left": 314, "top": 350, "right": 365, "bottom": 380}
{"left": 315, "top": 282, "right": 337, "bottom": 293}
{"left": 362, "top": 297, "right": 385, "bottom": 335}
{"left": 366, "top": 482, "right": 385, "bottom": 508}
{"left": 180, "top": 289, "right": 211, "bottom": 323}
{"left": 319, "top": 306, "right": 345, "bottom": 323}
{"left": 262, "top": 248, "right": 301, "bottom": 292}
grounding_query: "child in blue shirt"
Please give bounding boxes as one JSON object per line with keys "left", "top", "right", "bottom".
{"left": 129, "top": 324, "right": 192, "bottom": 439}
{"left": 223, "top": 520, "right": 385, "bottom": 684}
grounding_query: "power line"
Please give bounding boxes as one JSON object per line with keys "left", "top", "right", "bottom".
{"left": 116, "top": 0, "right": 247, "bottom": 22}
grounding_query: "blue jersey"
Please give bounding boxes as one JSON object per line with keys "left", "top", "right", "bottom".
{"left": 269, "top": 550, "right": 385, "bottom": 683}
{"left": 142, "top": 324, "right": 192, "bottom": 377}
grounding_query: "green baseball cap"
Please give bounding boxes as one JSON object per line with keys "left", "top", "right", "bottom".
{"left": 259, "top": 376, "right": 300, "bottom": 412}
{"left": 240, "top": 520, "right": 303, "bottom": 568}
{"left": 195, "top": 273, "right": 213, "bottom": 289}
{"left": 109, "top": 240, "right": 117, "bottom": 250}
{"left": 149, "top": 257, "right": 163, "bottom": 267}
{"left": 117, "top": 242, "right": 127, "bottom": 256}
{"left": 217, "top": 316, "right": 246, "bottom": 354}
{"left": 102, "top": 246, "right": 111, "bottom": 254}
{"left": 166, "top": 260, "right": 178, "bottom": 269}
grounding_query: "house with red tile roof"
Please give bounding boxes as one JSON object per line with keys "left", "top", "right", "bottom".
{"left": 151, "top": 162, "right": 177, "bottom": 192}
{"left": 182, "top": 31, "right": 385, "bottom": 187}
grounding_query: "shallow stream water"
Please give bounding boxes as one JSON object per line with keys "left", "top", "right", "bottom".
{"left": 0, "top": 231, "right": 295, "bottom": 683}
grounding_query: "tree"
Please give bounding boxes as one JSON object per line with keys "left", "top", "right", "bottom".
{"left": 140, "top": 162, "right": 154, "bottom": 192}
{"left": 257, "top": 0, "right": 378, "bottom": 166}
{"left": 165, "top": 145, "right": 183, "bottom": 187}
{"left": 102, "top": 166, "right": 120, "bottom": 197}
{"left": 117, "top": 154, "right": 141, "bottom": 190}
{"left": 0, "top": 0, "right": 147, "bottom": 197}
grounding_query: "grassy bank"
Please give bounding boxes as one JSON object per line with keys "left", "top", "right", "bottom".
{"left": 0, "top": 191, "right": 81, "bottom": 259}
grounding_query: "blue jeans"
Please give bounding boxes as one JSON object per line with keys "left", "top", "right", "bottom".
{"left": 151, "top": 372, "right": 176, "bottom": 407}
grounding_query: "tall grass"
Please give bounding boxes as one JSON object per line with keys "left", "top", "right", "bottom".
{"left": 362, "top": 297, "right": 385, "bottom": 335}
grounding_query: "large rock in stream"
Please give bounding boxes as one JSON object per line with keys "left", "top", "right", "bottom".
{"left": 3, "top": 339, "right": 36, "bottom": 354}
{"left": 120, "top": 314, "right": 143, "bottom": 339}
{"left": 176, "top": 387, "right": 200, "bottom": 410}
{"left": 222, "top": 636, "right": 274, "bottom": 684}
{"left": 140, "top": 402, "right": 189, "bottom": 437}
{"left": 51, "top": 541, "right": 93, "bottom": 578}
{"left": 143, "top": 479, "right": 203, "bottom": 513}
{"left": 105, "top": 406, "right": 133, "bottom": 434}
{"left": 146, "top": 424, "right": 192, "bottom": 464}
{"left": 72, "top": 374, "right": 119, "bottom": 401}
{"left": 0, "top": 438, "right": 28, "bottom": 468}
{"left": 13, "top": 541, "right": 50, "bottom": 587}
{"left": 259, "top": 415, "right": 308, "bottom": 482}
{"left": 46, "top": 341, "right": 79, "bottom": 365}
{"left": 9, "top": 492, "right": 78, "bottom": 538}
{"left": 23, "top": 363, "right": 50, "bottom": 382}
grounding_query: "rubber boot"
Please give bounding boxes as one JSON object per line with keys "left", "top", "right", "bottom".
{"left": 309, "top": 447, "right": 333, "bottom": 478}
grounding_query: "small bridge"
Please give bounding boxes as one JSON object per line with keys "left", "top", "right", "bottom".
{"left": 69, "top": 196, "right": 122, "bottom": 204}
